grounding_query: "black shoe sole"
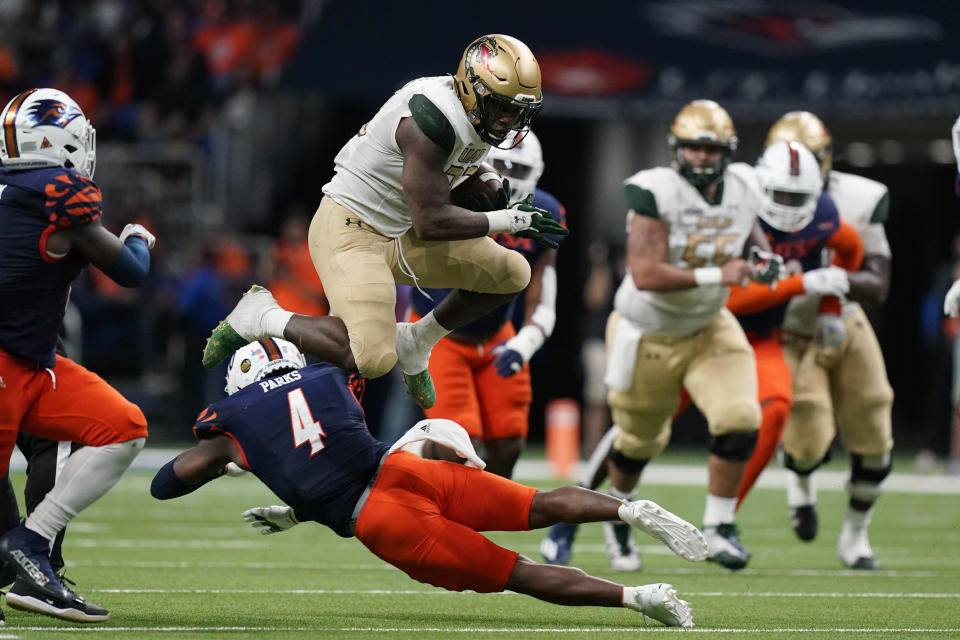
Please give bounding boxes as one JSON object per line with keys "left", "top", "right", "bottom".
{"left": 6, "top": 592, "right": 109, "bottom": 623}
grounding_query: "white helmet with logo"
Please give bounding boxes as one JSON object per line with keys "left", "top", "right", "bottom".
{"left": 225, "top": 338, "right": 307, "bottom": 395}
{"left": 485, "top": 129, "right": 544, "bottom": 201}
{"left": 0, "top": 88, "right": 96, "bottom": 178}
{"left": 755, "top": 140, "right": 823, "bottom": 232}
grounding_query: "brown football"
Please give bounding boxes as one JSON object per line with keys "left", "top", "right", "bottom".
{"left": 450, "top": 163, "right": 503, "bottom": 210}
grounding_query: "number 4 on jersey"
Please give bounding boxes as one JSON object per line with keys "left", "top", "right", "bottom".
{"left": 288, "top": 388, "right": 326, "bottom": 455}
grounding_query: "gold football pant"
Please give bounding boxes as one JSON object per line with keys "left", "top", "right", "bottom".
{"left": 308, "top": 196, "right": 530, "bottom": 379}
{"left": 607, "top": 308, "right": 761, "bottom": 460}
{"left": 781, "top": 305, "right": 894, "bottom": 467}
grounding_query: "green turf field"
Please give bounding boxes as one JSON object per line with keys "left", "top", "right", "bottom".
{"left": 2, "top": 467, "right": 958, "bottom": 639}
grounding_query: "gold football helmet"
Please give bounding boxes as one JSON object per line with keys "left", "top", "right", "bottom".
{"left": 454, "top": 34, "right": 542, "bottom": 148}
{"left": 668, "top": 99, "right": 738, "bottom": 187}
{"left": 766, "top": 111, "right": 833, "bottom": 180}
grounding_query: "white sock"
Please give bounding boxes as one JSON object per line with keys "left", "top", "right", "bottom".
{"left": 412, "top": 311, "right": 450, "bottom": 348}
{"left": 262, "top": 308, "right": 294, "bottom": 338}
{"left": 787, "top": 472, "right": 816, "bottom": 508}
{"left": 703, "top": 494, "right": 737, "bottom": 528}
{"left": 26, "top": 438, "right": 145, "bottom": 541}
{"left": 609, "top": 486, "right": 636, "bottom": 502}
{"left": 621, "top": 585, "right": 638, "bottom": 608}
{"left": 843, "top": 506, "right": 872, "bottom": 531}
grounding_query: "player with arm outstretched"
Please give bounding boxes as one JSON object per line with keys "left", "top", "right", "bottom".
{"left": 543, "top": 100, "right": 780, "bottom": 572}
{"left": 726, "top": 141, "right": 864, "bottom": 508}
{"left": 768, "top": 111, "right": 894, "bottom": 570}
{"left": 200, "top": 35, "right": 566, "bottom": 412}
{"left": 407, "top": 130, "right": 565, "bottom": 478}
{"left": 151, "top": 339, "right": 708, "bottom": 628}
{"left": 0, "top": 88, "right": 152, "bottom": 622}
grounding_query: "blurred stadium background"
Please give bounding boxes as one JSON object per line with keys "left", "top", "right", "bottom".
{"left": 7, "top": 0, "right": 960, "bottom": 468}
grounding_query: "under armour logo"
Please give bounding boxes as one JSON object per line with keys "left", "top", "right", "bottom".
{"left": 345, "top": 218, "right": 363, "bottom": 228}
{"left": 419, "top": 422, "right": 431, "bottom": 433}
{"left": 514, "top": 216, "right": 523, "bottom": 224}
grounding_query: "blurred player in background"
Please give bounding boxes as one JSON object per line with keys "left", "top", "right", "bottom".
{"left": 768, "top": 111, "right": 894, "bottom": 569}
{"left": 200, "top": 34, "right": 565, "bottom": 412}
{"left": 0, "top": 88, "right": 153, "bottom": 621}
{"left": 944, "top": 114, "right": 960, "bottom": 317}
{"left": 152, "top": 339, "right": 708, "bottom": 628}
{"left": 407, "top": 130, "right": 565, "bottom": 477}
{"left": 726, "top": 141, "right": 863, "bottom": 508}
{"left": 543, "top": 100, "right": 780, "bottom": 572}
{"left": 941, "top": 114, "right": 960, "bottom": 474}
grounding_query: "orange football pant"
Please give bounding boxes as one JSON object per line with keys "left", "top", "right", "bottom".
{"left": 0, "top": 349, "right": 149, "bottom": 476}
{"left": 736, "top": 331, "right": 792, "bottom": 509}
{"left": 409, "top": 311, "right": 531, "bottom": 441}
{"left": 354, "top": 451, "right": 537, "bottom": 592}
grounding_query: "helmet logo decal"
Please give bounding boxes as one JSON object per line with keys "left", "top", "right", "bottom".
{"left": 25, "top": 99, "right": 82, "bottom": 129}
{"left": 240, "top": 359, "right": 251, "bottom": 373}
{"left": 479, "top": 44, "right": 496, "bottom": 76}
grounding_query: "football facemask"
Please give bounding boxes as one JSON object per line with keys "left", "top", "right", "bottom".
{"left": 668, "top": 99, "right": 738, "bottom": 188}
{"left": 455, "top": 34, "right": 542, "bottom": 148}
{"left": 756, "top": 140, "right": 823, "bottom": 232}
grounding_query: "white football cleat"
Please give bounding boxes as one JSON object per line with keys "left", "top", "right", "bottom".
{"left": 203, "top": 285, "right": 283, "bottom": 369}
{"left": 623, "top": 583, "right": 693, "bottom": 628}
{"left": 619, "top": 500, "right": 708, "bottom": 562}
{"left": 703, "top": 523, "right": 750, "bottom": 570}
{"left": 603, "top": 520, "right": 642, "bottom": 571}
{"left": 837, "top": 508, "right": 880, "bottom": 570}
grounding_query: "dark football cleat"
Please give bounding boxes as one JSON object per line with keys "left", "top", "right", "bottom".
{"left": 790, "top": 505, "right": 819, "bottom": 542}
{"left": 0, "top": 524, "right": 108, "bottom": 623}
{"left": 540, "top": 522, "right": 579, "bottom": 565}
{"left": 6, "top": 575, "right": 109, "bottom": 623}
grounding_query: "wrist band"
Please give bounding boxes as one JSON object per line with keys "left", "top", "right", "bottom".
{"left": 693, "top": 267, "right": 723, "bottom": 286}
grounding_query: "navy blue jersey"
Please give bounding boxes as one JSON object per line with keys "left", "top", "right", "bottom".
{"left": 737, "top": 192, "right": 840, "bottom": 335}
{"left": 193, "top": 363, "right": 390, "bottom": 537}
{"left": 0, "top": 166, "right": 103, "bottom": 367}
{"left": 410, "top": 188, "right": 566, "bottom": 337}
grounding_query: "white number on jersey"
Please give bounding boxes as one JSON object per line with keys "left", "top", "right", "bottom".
{"left": 287, "top": 388, "right": 326, "bottom": 456}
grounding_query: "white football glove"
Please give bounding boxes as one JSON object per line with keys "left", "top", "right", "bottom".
{"left": 802, "top": 266, "right": 849, "bottom": 297}
{"left": 119, "top": 223, "right": 156, "bottom": 250}
{"left": 945, "top": 279, "right": 960, "bottom": 317}
{"left": 952, "top": 114, "right": 960, "bottom": 173}
{"left": 242, "top": 505, "right": 299, "bottom": 535}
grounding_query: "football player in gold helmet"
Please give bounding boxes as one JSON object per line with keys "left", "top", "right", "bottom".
{"left": 202, "top": 35, "right": 565, "bottom": 412}
{"left": 542, "top": 100, "right": 779, "bottom": 573}
{"left": 768, "top": 111, "right": 894, "bottom": 570}
{"left": 454, "top": 35, "right": 542, "bottom": 148}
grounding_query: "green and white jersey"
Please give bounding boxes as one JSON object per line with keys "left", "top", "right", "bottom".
{"left": 321, "top": 76, "right": 490, "bottom": 238}
{"left": 613, "top": 163, "right": 763, "bottom": 336}
{"left": 783, "top": 171, "right": 891, "bottom": 336}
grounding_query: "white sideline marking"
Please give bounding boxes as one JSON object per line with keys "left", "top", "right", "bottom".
{"left": 6, "top": 626, "right": 960, "bottom": 633}
{"left": 92, "top": 588, "right": 960, "bottom": 598}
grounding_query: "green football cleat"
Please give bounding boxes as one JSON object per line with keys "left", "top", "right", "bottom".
{"left": 403, "top": 369, "right": 436, "bottom": 409}
{"left": 202, "top": 284, "right": 280, "bottom": 369}
{"left": 202, "top": 320, "right": 247, "bottom": 370}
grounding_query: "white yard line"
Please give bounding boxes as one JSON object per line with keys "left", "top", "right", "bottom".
{"left": 4, "top": 625, "right": 960, "bottom": 634}
{"left": 91, "top": 588, "right": 960, "bottom": 598}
